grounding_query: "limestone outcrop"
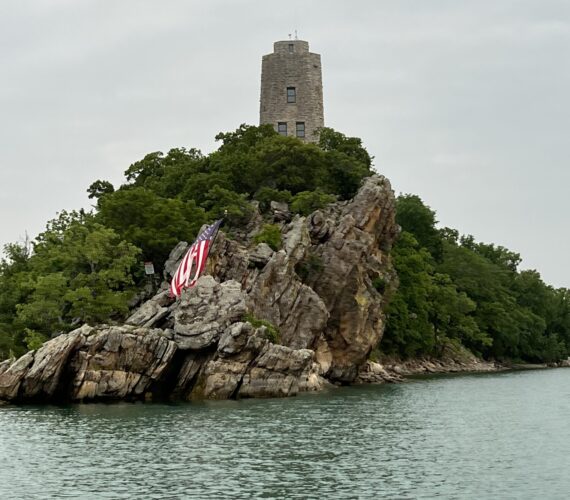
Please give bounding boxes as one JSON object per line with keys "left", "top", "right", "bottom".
{"left": 0, "top": 175, "right": 398, "bottom": 403}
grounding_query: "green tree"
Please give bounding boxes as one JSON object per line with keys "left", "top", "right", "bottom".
{"left": 382, "top": 232, "right": 436, "bottom": 357}
{"left": 87, "top": 180, "right": 115, "bottom": 202}
{"left": 97, "top": 187, "right": 206, "bottom": 269}
{"left": 290, "top": 190, "right": 336, "bottom": 216}
{"left": 318, "top": 127, "right": 372, "bottom": 168}
{"left": 17, "top": 273, "right": 68, "bottom": 343}
{"left": 124, "top": 148, "right": 205, "bottom": 199}
{"left": 0, "top": 242, "right": 33, "bottom": 358}
{"left": 383, "top": 232, "right": 490, "bottom": 358}
{"left": 4, "top": 212, "right": 142, "bottom": 350}
{"left": 201, "top": 186, "right": 253, "bottom": 226}
{"left": 427, "top": 273, "right": 490, "bottom": 355}
{"left": 396, "top": 195, "right": 443, "bottom": 260}
{"left": 253, "top": 187, "right": 292, "bottom": 212}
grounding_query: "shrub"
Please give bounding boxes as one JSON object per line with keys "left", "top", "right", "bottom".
{"left": 244, "top": 313, "right": 280, "bottom": 344}
{"left": 24, "top": 329, "right": 48, "bottom": 351}
{"left": 372, "top": 277, "right": 386, "bottom": 294}
{"left": 253, "top": 224, "right": 282, "bottom": 251}
{"left": 290, "top": 190, "right": 336, "bottom": 216}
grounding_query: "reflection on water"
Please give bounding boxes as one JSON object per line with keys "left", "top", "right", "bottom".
{"left": 1, "top": 369, "right": 570, "bottom": 499}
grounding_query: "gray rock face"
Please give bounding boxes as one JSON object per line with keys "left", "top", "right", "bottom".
{"left": 270, "top": 200, "right": 291, "bottom": 222}
{"left": 0, "top": 175, "right": 398, "bottom": 403}
{"left": 191, "top": 325, "right": 316, "bottom": 400}
{"left": 0, "top": 352, "right": 36, "bottom": 400}
{"left": 0, "top": 359, "right": 11, "bottom": 376}
{"left": 126, "top": 290, "right": 171, "bottom": 328}
{"left": 0, "top": 324, "right": 177, "bottom": 402}
{"left": 238, "top": 344, "right": 314, "bottom": 398}
{"left": 70, "top": 325, "right": 178, "bottom": 401}
{"left": 246, "top": 216, "right": 329, "bottom": 351}
{"left": 245, "top": 176, "right": 398, "bottom": 382}
{"left": 307, "top": 177, "right": 399, "bottom": 381}
{"left": 248, "top": 243, "right": 274, "bottom": 267}
{"left": 163, "top": 241, "right": 189, "bottom": 280}
{"left": 248, "top": 248, "right": 329, "bottom": 350}
{"left": 173, "top": 277, "right": 246, "bottom": 350}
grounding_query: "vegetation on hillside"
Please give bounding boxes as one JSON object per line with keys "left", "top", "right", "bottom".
{"left": 0, "top": 124, "right": 568, "bottom": 365}
{"left": 381, "top": 195, "right": 570, "bottom": 363}
{"left": 0, "top": 126, "right": 371, "bottom": 358}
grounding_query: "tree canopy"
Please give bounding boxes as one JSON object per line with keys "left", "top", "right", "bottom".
{"left": 0, "top": 125, "right": 373, "bottom": 357}
{"left": 0, "top": 211, "right": 140, "bottom": 356}
{"left": 1, "top": 124, "right": 568, "bottom": 364}
{"left": 383, "top": 195, "right": 570, "bottom": 363}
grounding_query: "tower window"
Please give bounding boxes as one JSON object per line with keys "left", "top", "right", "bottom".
{"left": 278, "top": 122, "right": 287, "bottom": 136}
{"left": 288, "top": 43, "right": 294, "bottom": 53}
{"left": 296, "top": 122, "right": 305, "bottom": 138}
{"left": 287, "top": 87, "right": 296, "bottom": 103}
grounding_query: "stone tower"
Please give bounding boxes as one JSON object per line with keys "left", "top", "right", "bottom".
{"left": 260, "top": 39, "right": 324, "bottom": 142}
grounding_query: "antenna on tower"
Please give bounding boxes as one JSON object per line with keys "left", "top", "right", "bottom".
{"left": 288, "top": 33, "right": 292, "bottom": 40}
{"left": 294, "top": 30, "right": 298, "bottom": 40}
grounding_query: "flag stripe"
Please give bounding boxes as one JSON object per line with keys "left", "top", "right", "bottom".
{"left": 169, "top": 219, "right": 222, "bottom": 298}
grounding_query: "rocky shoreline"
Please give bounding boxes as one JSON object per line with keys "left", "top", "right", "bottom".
{"left": 0, "top": 175, "right": 400, "bottom": 404}
{"left": 2, "top": 173, "right": 567, "bottom": 405}
{"left": 356, "top": 353, "right": 570, "bottom": 385}
{"left": 356, "top": 356, "right": 500, "bottom": 384}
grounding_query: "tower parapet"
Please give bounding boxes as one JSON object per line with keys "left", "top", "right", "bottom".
{"left": 260, "top": 39, "right": 324, "bottom": 142}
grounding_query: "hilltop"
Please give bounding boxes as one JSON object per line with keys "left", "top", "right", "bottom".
{"left": 1, "top": 125, "right": 569, "bottom": 402}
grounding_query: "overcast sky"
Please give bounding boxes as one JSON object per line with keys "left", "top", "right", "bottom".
{"left": 1, "top": 0, "right": 569, "bottom": 287}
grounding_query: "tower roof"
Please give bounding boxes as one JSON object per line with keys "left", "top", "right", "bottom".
{"left": 272, "top": 40, "right": 310, "bottom": 54}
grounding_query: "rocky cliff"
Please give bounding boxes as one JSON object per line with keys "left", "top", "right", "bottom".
{"left": 0, "top": 175, "right": 399, "bottom": 403}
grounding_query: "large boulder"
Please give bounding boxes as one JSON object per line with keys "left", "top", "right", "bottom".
{"left": 0, "top": 324, "right": 178, "bottom": 403}
{"left": 307, "top": 176, "right": 398, "bottom": 381}
{"left": 188, "top": 322, "right": 319, "bottom": 400}
{"left": 173, "top": 277, "right": 247, "bottom": 350}
{"left": 0, "top": 329, "right": 84, "bottom": 401}
{"left": 70, "top": 325, "right": 177, "bottom": 401}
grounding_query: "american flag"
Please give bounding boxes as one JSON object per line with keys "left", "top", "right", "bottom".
{"left": 169, "top": 219, "right": 223, "bottom": 298}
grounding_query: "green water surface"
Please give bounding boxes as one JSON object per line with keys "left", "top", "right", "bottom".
{"left": 1, "top": 368, "right": 569, "bottom": 499}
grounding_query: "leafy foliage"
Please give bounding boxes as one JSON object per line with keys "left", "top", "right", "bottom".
{"left": 0, "top": 211, "right": 140, "bottom": 354}
{"left": 90, "top": 124, "right": 371, "bottom": 268}
{"left": 87, "top": 180, "right": 115, "bottom": 202}
{"left": 244, "top": 313, "right": 280, "bottom": 344}
{"left": 253, "top": 187, "right": 292, "bottom": 212}
{"left": 290, "top": 190, "right": 336, "bottom": 216}
{"left": 253, "top": 225, "right": 282, "bottom": 251}
{"left": 97, "top": 187, "right": 206, "bottom": 271}
{"left": 395, "top": 194, "right": 443, "bottom": 260}
{"left": 383, "top": 195, "right": 570, "bottom": 363}
{"left": 1, "top": 124, "right": 567, "bottom": 366}
{"left": 0, "top": 125, "right": 372, "bottom": 359}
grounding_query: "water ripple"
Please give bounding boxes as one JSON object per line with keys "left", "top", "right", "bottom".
{"left": 1, "top": 369, "right": 570, "bottom": 499}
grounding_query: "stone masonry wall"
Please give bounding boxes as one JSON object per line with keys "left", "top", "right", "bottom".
{"left": 260, "top": 40, "right": 324, "bottom": 142}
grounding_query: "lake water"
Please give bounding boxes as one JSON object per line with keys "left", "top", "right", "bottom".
{"left": 1, "top": 368, "right": 569, "bottom": 499}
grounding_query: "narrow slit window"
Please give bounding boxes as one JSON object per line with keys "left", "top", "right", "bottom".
{"left": 287, "top": 87, "right": 296, "bottom": 103}
{"left": 296, "top": 122, "right": 305, "bottom": 138}
{"left": 278, "top": 122, "right": 287, "bottom": 136}
{"left": 288, "top": 43, "right": 294, "bottom": 53}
